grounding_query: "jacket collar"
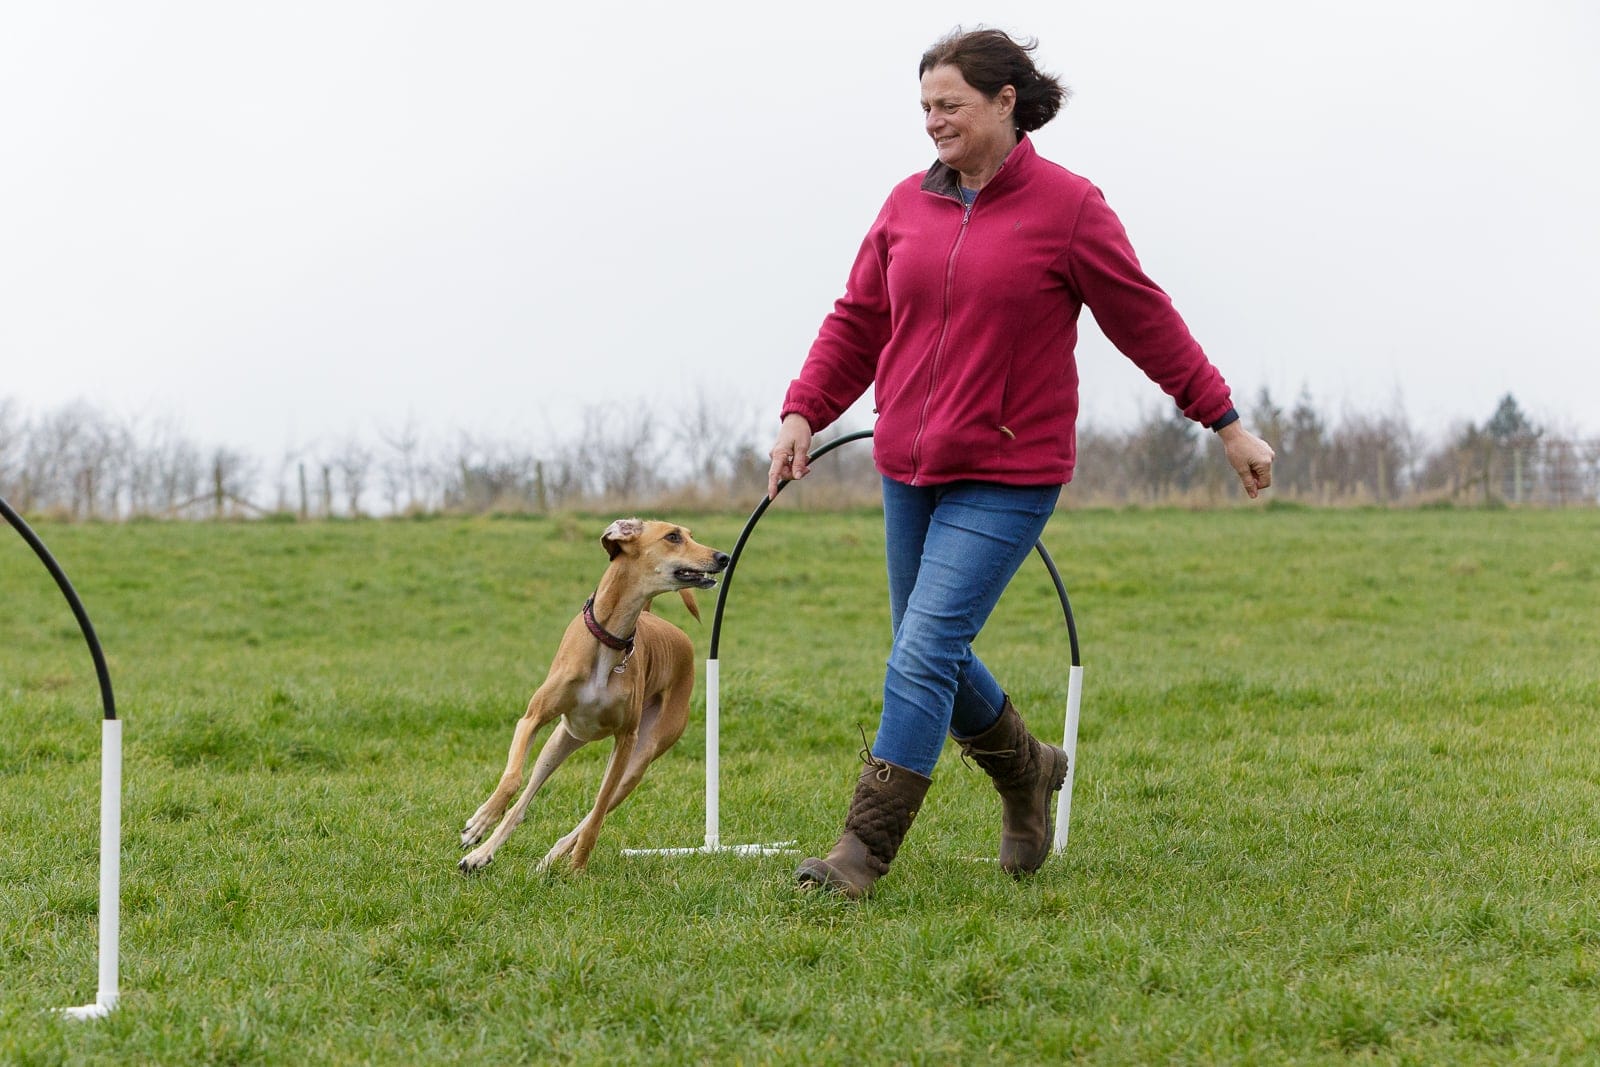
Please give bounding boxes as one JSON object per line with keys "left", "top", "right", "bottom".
{"left": 920, "top": 134, "right": 1035, "bottom": 202}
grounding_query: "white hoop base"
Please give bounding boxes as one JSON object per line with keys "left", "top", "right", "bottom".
{"left": 622, "top": 841, "right": 797, "bottom": 857}
{"left": 623, "top": 659, "right": 801, "bottom": 859}
{"left": 58, "top": 996, "right": 117, "bottom": 1021}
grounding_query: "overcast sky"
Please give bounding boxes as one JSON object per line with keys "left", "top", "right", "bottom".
{"left": 3, "top": 1, "right": 1596, "bottom": 463}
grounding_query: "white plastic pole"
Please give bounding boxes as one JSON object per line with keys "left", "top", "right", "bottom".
{"left": 704, "top": 657, "right": 721, "bottom": 850}
{"left": 620, "top": 654, "right": 794, "bottom": 857}
{"left": 1053, "top": 665, "right": 1083, "bottom": 853}
{"left": 60, "top": 717, "right": 121, "bottom": 1020}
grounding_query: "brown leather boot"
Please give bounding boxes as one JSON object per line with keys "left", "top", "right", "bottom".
{"left": 795, "top": 753, "right": 932, "bottom": 899}
{"left": 955, "top": 697, "right": 1069, "bottom": 876}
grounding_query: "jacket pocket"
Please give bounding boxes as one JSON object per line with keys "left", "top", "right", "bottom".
{"left": 996, "top": 355, "right": 1018, "bottom": 440}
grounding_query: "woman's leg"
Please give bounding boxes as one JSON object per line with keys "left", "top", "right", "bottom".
{"left": 874, "top": 478, "right": 1060, "bottom": 776}
{"left": 882, "top": 478, "right": 1012, "bottom": 739}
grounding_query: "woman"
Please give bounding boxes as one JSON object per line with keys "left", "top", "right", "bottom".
{"left": 769, "top": 28, "right": 1274, "bottom": 899}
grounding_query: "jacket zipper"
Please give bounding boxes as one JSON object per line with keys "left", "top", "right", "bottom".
{"left": 910, "top": 196, "right": 972, "bottom": 485}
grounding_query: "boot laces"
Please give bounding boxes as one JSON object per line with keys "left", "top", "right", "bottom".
{"left": 958, "top": 742, "right": 1017, "bottom": 771}
{"left": 857, "top": 724, "right": 893, "bottom": 782}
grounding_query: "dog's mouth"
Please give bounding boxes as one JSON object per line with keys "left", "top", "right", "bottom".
{"left": 674, "top": 568, "right": 719, "bottom": 589}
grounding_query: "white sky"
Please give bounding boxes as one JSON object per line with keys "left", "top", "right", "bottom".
{"left": 3, "top": 1, "right": 1597, "bottom": 463}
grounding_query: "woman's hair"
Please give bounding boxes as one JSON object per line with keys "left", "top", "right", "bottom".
{"left": 919, "top": 28, "right": 1069, "bottom": 134}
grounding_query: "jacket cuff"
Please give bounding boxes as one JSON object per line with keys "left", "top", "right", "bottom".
{"left": 1206, "top": 407, "right": 1240, "bottom": 432}
{"left": 779, "top": 391, "right": 835, "bottom": 432}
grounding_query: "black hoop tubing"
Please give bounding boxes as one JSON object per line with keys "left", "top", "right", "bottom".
{"left": 708, "top": 429, "right": 872, "bottom": 659}
{"left": 0, "top": 496, "right": 118, "bottom": 721}
{"left": 708, "top": 430, "right": 1078, "bottom": 668}
{"left": 1033, "top": 539, "right": 1081, "bottom": 667}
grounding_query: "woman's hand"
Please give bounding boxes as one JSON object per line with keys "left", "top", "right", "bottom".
{"left": 766, "top": 414, "right": 815, "bottom": 499}
{"left": 1217, "top": 422, "right": 1274, "bottom": 499}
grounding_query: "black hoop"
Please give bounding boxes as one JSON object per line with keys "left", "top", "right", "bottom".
{"left": 708, "top": 430, "right": 1078, "bottom": 667}
{"left": 0, "top": 496, "right": 118, "bottom": 721}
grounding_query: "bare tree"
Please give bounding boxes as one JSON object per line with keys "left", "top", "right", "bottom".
{"left": 4, "top": 390, "right": 1596, "bottom": 517}
{"left": 1415, "top": 421, "right": 1478, "bottom": 502}
{"left": 1280, "top": 388, "right": 1328, "bottom": 498}
{"left": 0, "top": 398, "right": 24, "bottom": 502}
{"left": 1129, "top": 405, "right": 1201, "bottom": 500}
{"left": 332, "top": 439, "right": 374, "bottom": 517}
{"left": 1323, "top": 411, "right": 1413, "bottom": 503}
{"left": 580, "top": 404, "right": 659, "bottom": 502}
{"left": 1538, "top": 434, "right": 1582, "bottom": 506}
{"left": 209, "top": 448, "right": 261, "bottom": 517}
{"left": 378, "top": 415, "right": 426, "bottom": 514}
{"left": 125, "top": 417, "right": 206, "bottom": 516}
{"left": 443, "top": 434, "right": 540, "bottom": 512}
{"left": 18, "top": 406, "right": 74, "bottom": 512}
{"left": 1582, "top": 439, "right": 1600, "bottom": 505}
{"left": 1061, "top": 422, "right": 1131, "bottom": 504}
{"left": 15, "top": 403, "right": 122, "bottom": 516}
{"left": 1250, "top": 387, "right": 1287, "bottom": 464}
{"left": 669, "top": 389, "right": 764, "bottom": 496}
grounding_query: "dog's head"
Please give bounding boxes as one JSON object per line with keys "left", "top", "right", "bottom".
{"left": 601, "top": 519, "right": 730, "bottom": 619}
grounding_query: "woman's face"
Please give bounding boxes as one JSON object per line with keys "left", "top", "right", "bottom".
{"left": 919, "top": 64, "right": 1016, "bottom": 180}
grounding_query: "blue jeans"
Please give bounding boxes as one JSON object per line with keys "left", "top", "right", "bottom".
{"left": 873, "top": 476, "right": 1062, "bottom": 776}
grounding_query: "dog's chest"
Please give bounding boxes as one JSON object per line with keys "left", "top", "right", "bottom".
{"left": 563, "top": 660, "right": 631, "bottom": 740}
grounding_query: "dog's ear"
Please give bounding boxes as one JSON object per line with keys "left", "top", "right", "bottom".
{"left": 601, "top": 518, "right": 645, "bottom": 559}
{"left": 678, "top": 588, "right": 702, "bottom": 623}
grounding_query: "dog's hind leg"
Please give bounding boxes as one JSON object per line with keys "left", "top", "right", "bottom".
{"left": 538, "top": 695, "right": 683, "bottom": 869}
{"left": 538, "top": 814, "right": 592, "bottom": 872}
{"left": 558, "top": 730, "right": 640, "bottom": 872}
{"left": 537, "top": 785, "right": 610, "bottom": 873}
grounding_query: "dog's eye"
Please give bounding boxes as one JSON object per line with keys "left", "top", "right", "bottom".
{"left": 665, "top": 531, "right": 682, "bottom": 543}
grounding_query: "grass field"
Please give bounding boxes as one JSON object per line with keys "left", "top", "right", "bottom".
{"left": 2, "top": 506, "right": 1598, "bottom": 1064}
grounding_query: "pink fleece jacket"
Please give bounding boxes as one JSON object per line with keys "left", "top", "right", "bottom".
{"left": 781, "top": 136, "right": 1234, "bottom": 486}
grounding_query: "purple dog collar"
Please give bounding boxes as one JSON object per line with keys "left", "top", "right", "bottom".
{"left": 582, "top": 595, "right": 634, "bottom": 654}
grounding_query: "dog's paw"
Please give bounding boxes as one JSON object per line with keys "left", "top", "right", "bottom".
{"left": 460, "top": 804, "right": 499, "bottom": 847}
{"left": 458, "top": 847, "right": 494, "bottom": 874}
{"left": 536, "top": 828, "right": 582, "bottom": 872}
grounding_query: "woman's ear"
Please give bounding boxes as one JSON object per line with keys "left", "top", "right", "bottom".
{"left": 997, "top": 84, "right": 1017, "bottom": 120}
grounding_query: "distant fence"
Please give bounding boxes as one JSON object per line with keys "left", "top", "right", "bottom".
{"left": 1470, "top": 441, "right": 1600, "bottom": 507}
{"left": 1066, "top": 434, "right": 1600, "bottom": 509}
{"left": 2, "top": 405, "right": 1596, "bottom": 518}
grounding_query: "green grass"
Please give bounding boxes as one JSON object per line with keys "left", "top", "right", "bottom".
{"left": 2, "top": 507, "right": 1598, "bottom": 1064}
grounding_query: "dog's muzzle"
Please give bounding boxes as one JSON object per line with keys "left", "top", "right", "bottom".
{"left": 676, "top": 552, "right": 730, "bottom": 589}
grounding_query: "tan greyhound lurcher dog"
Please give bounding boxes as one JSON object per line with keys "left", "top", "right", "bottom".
{"left": 458, "top": 518, "right": 729, "bottom": 874}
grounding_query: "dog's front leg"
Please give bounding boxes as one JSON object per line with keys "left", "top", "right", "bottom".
{"left": 460, "top": 711, "right": 539, "bottom": 848}
{"left": 459, "top": 718, "right": 588, "bottom": 873}
{"left": 459, "top": 685, "right": 570, "bottom": 863}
